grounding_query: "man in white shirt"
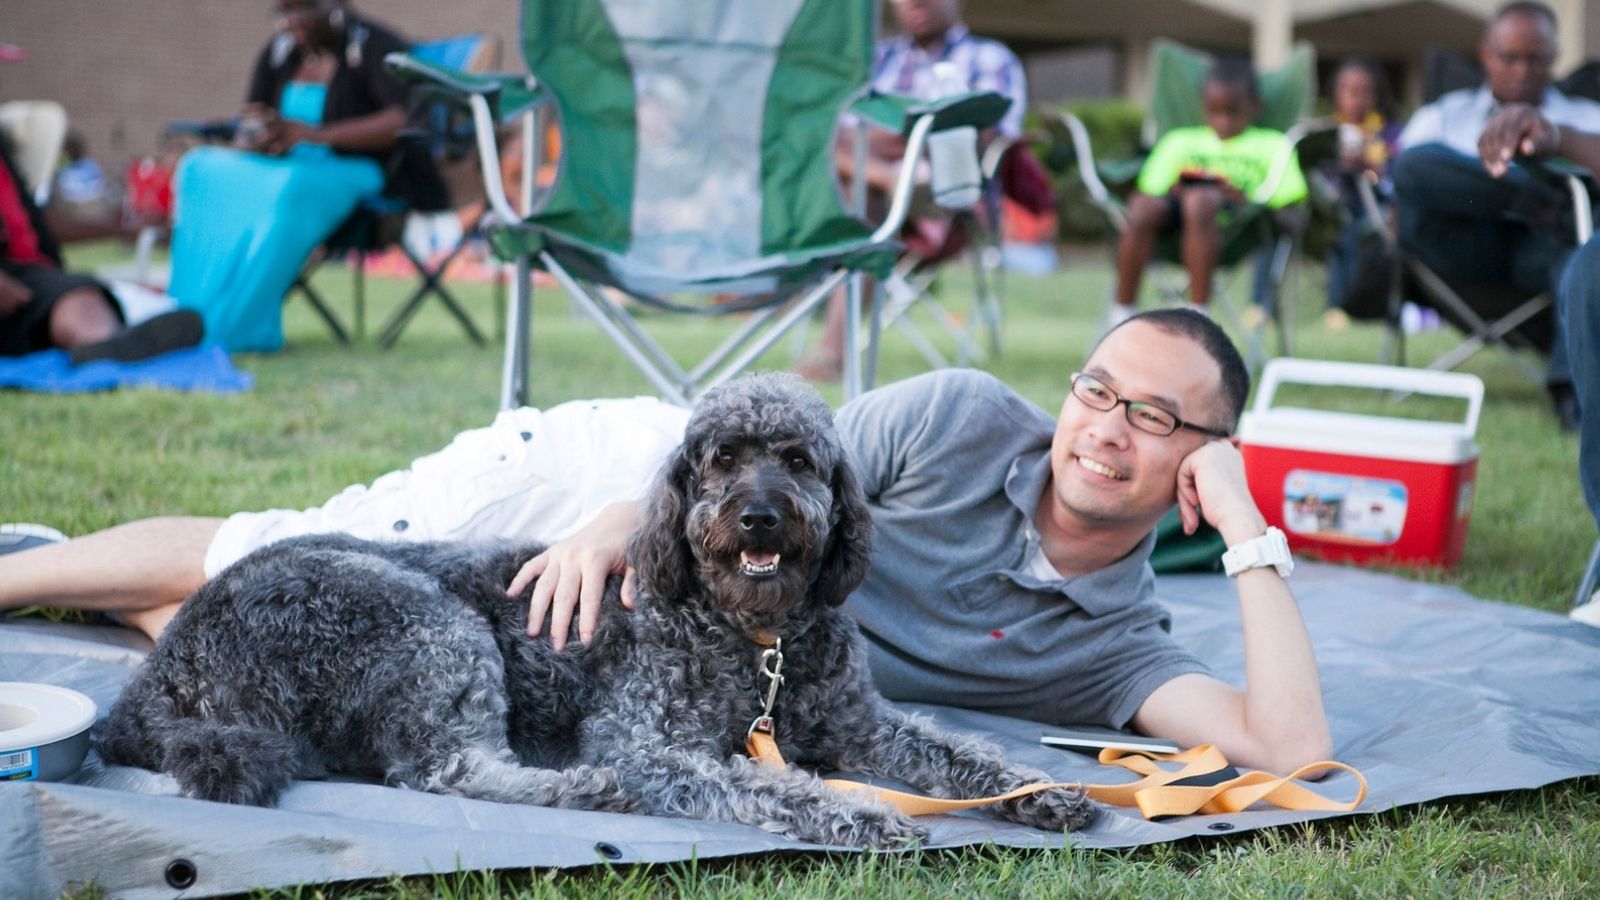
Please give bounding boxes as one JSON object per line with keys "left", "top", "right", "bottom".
{"left": 1392, "top": 1, "right": 1600, "bottom": 430}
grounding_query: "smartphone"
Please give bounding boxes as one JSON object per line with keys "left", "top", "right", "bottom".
{"left": 1039, "top": 729, "right": 1180, "bottom": 756}
{"left": 1178, "top": 169, "right": 1224, "bottom": 186}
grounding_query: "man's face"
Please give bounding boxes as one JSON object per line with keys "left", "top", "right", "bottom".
{"left": 1047, "top": 321, "right": 1228, "bottom": 531}
{"left": 891, "top": 0, "right": 961, "bottom": 44}
{"left": 1480, "top": 11, "right": 1556, "bottom": 106}
{"left": 1203, "top": 81, "right": 1257, "bottom": 141}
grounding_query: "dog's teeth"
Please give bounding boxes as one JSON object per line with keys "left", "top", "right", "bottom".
{"left": 739, "top": 551, "right": 781, "bottom": 576}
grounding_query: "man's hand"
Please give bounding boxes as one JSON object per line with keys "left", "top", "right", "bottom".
{"left": 1479, "top": 103, "right": 1559, "bottom": 178}
{"left": 0, "top": 271, "right": 33, "bottom": 317}
{"left": 505, "top": 501, "right": 640, "bottom": 651}
{"left": 1175, "top": 439, "right": 1268, "bottom": 545}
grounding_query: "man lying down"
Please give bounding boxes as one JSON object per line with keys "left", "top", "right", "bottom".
{"left": 0, "top": 309, "right": 1331, "bottom": 776}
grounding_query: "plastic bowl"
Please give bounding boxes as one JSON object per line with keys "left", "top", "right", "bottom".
{"left": 0, "top": 682, "right": 98, "bottom": 782}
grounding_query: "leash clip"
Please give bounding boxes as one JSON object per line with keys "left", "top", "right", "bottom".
{"left": 746, "top": 637, "right": 784, "bottom": 738}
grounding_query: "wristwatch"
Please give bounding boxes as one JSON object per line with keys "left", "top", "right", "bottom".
{"left": 1221, "top": 526, "right": 1294, "bottom": 578}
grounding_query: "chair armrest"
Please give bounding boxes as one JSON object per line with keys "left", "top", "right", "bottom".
{"left": 849, "top": 90, "right": 1010, "bottom": 136}
{"left": 1248, "top": 119, "right": 1333, "bottom": 207}
{"left": 1525, "top": 157, "right": 1596, "bottom": 243}
{"left": 1050, "top": 110, "right": 1128, "bottom": 229}
{"left": 166, "top": 118, "right": 240, "bottom": 142}
{"left": 384, "top": 52, "right": 544, "bottom": 120}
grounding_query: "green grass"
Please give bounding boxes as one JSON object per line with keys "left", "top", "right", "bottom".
{"left": 22, "top": 241, "right": 1599, "bottom": 897}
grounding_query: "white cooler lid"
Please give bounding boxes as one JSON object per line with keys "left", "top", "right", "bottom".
{"left": 1240, "top": 407, "right": 1479, "bottom": 464}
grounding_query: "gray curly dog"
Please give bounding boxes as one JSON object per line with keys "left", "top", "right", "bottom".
{"left": 100, "top": 373, "right": 1094, "bottom": 847}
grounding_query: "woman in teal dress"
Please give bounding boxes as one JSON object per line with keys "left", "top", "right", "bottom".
{"left": 170, "top": 0, "right": 444, "bottom": 353}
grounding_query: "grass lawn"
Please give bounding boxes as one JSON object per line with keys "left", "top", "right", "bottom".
{"left": 12, "top": 241, "right": 1598, "bottom": 897}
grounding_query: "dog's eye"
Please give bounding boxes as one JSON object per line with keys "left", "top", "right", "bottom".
{"left": 787, "top": 454, "right": 811, "bottom": 472}
{"left": 713, "top": 446, "right": 736, "bottom": 468}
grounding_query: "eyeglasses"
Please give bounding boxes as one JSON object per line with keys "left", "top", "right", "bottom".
{"left": 1490, "top": 49, "right": 1554, "bottom": 69}
{"left": 1070, "top": 373, "right": 1231, "bottom": 439}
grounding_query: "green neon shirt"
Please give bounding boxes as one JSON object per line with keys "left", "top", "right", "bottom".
{"left": 1136, "top": 126, "right": 1308, "bottom": 208}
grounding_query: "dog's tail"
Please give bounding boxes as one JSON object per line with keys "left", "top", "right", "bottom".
{"left": 100, "top": 682, "right": 299, "bottom": 806}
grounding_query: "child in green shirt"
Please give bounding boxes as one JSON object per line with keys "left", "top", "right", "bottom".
{"left": 1110, "top": 58, "right": 1306, "bottom": 321}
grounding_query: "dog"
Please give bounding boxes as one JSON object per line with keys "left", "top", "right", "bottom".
{"left": 100, "top": 373, "right": 1094, "bottom": 847}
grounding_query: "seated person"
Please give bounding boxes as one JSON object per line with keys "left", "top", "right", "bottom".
{"left": 1, "top": 311, "right": 1332, "bottom": 774}
{"left": 1391, "top": 1, "right": 1600, "bottom": 430}
{"left": 167, "top": 0, "right": 444, "bottom": 353}
{"left": 1320, "top": 57, "right": 1404, "bottom": 327}
{"left": 796, "top": 0, "right": 1027, "bottom": 381}
{"left": 1479, "top": 105, "right": 1600, "bottom": 622}
{"left": 1109, "top": 58, "right": 1308, "bottom": 327}
{"left": 0, "top": 129, "right": 200, "bottom": 364}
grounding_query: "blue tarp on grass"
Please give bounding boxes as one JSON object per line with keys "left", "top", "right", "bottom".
{"left": 0, "top": 346, "right": 252, "bottom": 394}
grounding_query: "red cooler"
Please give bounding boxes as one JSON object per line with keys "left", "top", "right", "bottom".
{"left": 1239, "top": 359, "right": 1483, "bottom": 569}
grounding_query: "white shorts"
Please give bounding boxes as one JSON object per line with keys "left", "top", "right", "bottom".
{"left": 204, "top": 396, "right": 693, "bottom": 578}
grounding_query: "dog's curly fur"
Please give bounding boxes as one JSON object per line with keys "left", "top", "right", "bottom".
{"left": 100, "top": 373, "right": 1094, "bottom": 847}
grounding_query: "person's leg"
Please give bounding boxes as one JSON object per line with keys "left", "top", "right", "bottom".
{"left": 1114, "top": 193, "right": 1174, "bottom": 306}
{"left": 1558, "top": 238, "right": 1600, "bottom": 531}
{"left": 1177, "top": 185, "right": 1224, "bottom": 306}
{"left": 45, "top": 285, "right": 122, "bottom": 348}
{"left": 0, "top": 516, "right": 220, "bottom": 640}
{"left": 1391, "top": 144, "right": 1518, "bottom": 285}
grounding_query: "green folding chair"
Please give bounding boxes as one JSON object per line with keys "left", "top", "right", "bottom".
{"left": 1053, "top": 40, "right": 1328, "bottom": 366}
{"left": 388, "top": 0, "right": 1009, "bottom": 408}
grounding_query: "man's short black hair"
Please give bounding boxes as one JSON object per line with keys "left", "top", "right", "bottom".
{"left": 1205, "top": 56, "right": 1261, "bottom": 106}
{"left": 1098, "top": 308, "right": 1251, "bottom": 432}
{"left": 1494, "top": 1, "right": 1557, "bottom": 30}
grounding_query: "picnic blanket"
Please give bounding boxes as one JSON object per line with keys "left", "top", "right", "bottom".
{"left": 0, "top": 346, "right": 252, "bottom": 394}
{"left": 4, "top": 562, "right": 1598, "bottom": 898}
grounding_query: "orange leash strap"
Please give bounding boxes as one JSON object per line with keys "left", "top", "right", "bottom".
{"left": 746, "top": 727, "right": 1075, "bottom": 815}
{"left": 747, "top": 731, "right": 1366, "bottom": 820}
{"left": 1088, "top": 745, "right": 1369, "bottom": 819}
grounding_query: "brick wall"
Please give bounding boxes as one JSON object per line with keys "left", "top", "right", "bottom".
{"left": 1, "top": 0, "right": 519, "bottom": 169}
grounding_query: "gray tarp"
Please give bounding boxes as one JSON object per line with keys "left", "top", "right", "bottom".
{"left": 5, "top": 562, "right": 1599, "bottom": 898}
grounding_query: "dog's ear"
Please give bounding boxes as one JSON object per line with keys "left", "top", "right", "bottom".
{"left": 814, "top": 457, "right": 874, "bottom": 607}
{"left": 628, "top": 442, "right": 697, "bottom": 602}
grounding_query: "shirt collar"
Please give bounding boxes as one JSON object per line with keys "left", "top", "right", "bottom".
{"left": 1003, "top": 448, "right": 1159, "bottom": 615}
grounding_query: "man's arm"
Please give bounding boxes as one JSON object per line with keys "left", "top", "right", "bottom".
{"left": 1130, "top": 440, "right": 1333, "bottom": 774}
{"left": 1479, "top": 103, "right": 1600, "bottom": 177}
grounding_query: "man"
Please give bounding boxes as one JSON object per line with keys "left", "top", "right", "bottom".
{"left": 1, "top": 310, "right": 1332, "bottom": 773}
{"left": 797, "top": 0, "right": 1028, "bottom": 380}
{"left": 0, "top": 47, "right": 201, "bottom": 363}
{"left": 1392, "top": 1, "right": 1600, "bottom": 429}
{"left": 1476, "top": 103, "right": 1600, "bottom": 624}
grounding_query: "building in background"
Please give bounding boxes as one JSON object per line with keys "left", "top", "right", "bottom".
{"left": 2, "top": 0, "right": 1596, "bottom": 177}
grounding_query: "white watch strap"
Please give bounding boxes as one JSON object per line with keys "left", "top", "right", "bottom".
{"left": 1222, "top": 527, "right": 1293, "bottom": 578}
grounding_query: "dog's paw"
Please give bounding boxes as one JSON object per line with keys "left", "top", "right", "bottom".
{"left": 798, "top": 804, "right": 928, "bottom": 850}
{"left": 1000, "top": 783, "right": 1097, "bottom": 832}
{"left": 556, "top": 765, "right": 639, "bottom": 813}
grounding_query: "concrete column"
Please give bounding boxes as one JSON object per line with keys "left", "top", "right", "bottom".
{"left": 1548, "top": 0, "right": 1584, "bottom": 75}
{"left": 1253, "top": 0, "right": 1292, "bottom": 72}
{"left": 1123, "top": 34, "right": 1150, "bottom": 106}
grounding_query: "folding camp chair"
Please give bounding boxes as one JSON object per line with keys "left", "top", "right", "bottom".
{"left": 874, "top": 136, "right": 1054, "bottom": 368}
{"left": 1053, "top": 40, "right": 1323, "bottom": 367}
{"left": 1374, "top": 49, "right": 1598, "bottom": 385}
{"left": 0, "top": 100, "right": 68, "bottom": 205}
{"left": 388, "top": 0, "right": 1010, "bottom": 409}
{"left": 289, "top": 32, "right": 501, "bottom": 348}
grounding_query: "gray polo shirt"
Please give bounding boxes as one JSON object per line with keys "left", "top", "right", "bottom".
{"left": 836, "top": 369, "right": 1209, "bottom": 728}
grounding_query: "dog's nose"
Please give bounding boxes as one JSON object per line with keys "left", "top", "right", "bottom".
{"left": 739, "top": 504, "right": 781, "bottom": 534}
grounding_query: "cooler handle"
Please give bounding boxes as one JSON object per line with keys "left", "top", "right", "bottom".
{"left": 1251, "top": 359, "right": 1484, "bottom": 436}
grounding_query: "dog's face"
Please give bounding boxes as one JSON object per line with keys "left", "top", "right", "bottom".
{"left": 630, "top": 374, "right": 873, "bottom": 628}
{"left": 683, "top": 425, "right": 836, "bottom": 616}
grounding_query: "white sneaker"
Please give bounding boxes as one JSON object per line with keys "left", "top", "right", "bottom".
{"left": 1571, "top": 592, "right": 1600, "bottom": 628}
{"left": 0, "top": 523, "right": 68, "bottom": 556}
